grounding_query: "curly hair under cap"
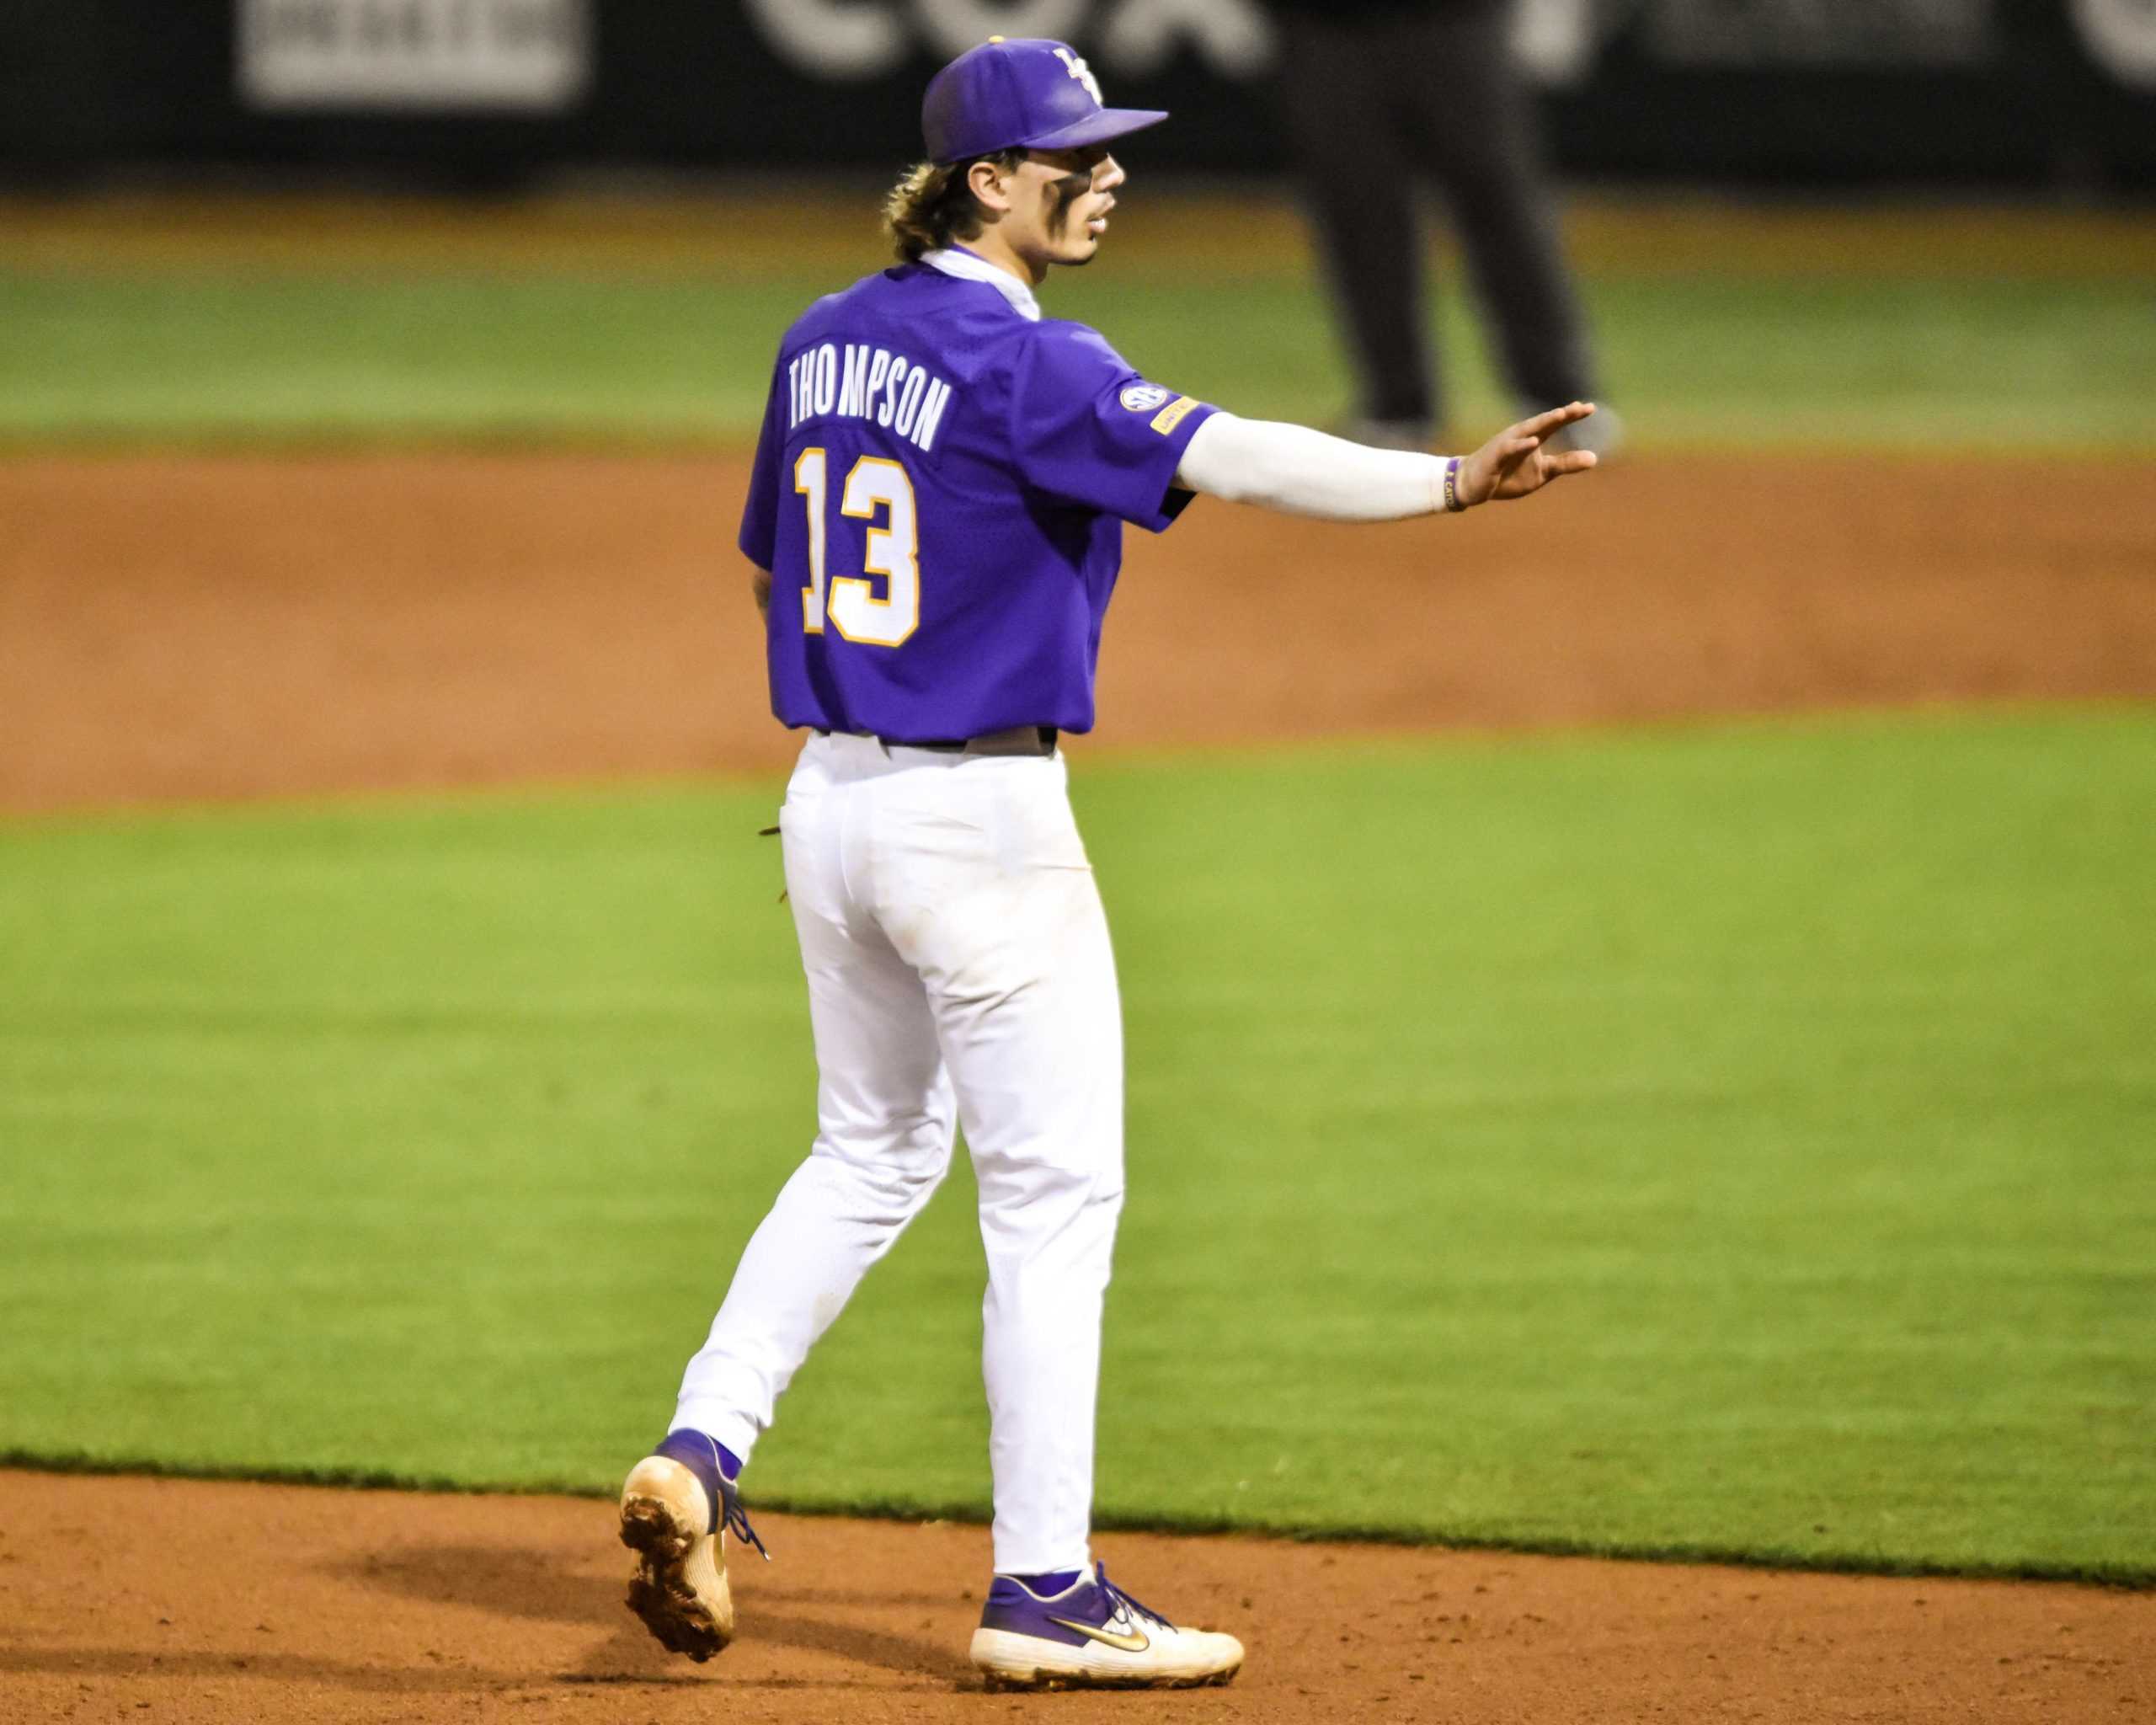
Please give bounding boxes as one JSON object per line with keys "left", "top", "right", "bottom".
{"left": 883, "top": 150, "right": 1026, "bottom": 263}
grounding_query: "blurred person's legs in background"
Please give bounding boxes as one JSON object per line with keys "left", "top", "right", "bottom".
{"left": 1273, "top": 0, "right": 1604, "bottom": 448}
{"left": 1274, "top": 5, "right": 1435, "bottom": 442}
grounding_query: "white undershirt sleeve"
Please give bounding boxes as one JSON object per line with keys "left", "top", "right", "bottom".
{"left": 1174, "top": 412, "right": 1450, "bottom": 521}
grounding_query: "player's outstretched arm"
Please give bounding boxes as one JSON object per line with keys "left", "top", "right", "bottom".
{"left": 1174, "top": 405, "right": 1597, "bottom": 523}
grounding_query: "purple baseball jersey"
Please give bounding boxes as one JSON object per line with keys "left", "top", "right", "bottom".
{"left": 739, "top": 254, "right": 1216, "bottom": 740}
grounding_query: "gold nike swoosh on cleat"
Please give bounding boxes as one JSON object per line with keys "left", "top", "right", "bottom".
{"left": 1045, "top": 1616, "right": 1150, "bottom": 1653}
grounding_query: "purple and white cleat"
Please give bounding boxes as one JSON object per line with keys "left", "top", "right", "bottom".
{"left": 969, "top": 1562, "right": 1244, "bottom": 1690}
{"left": 617, "top": 1428, "right": 770, "bottom": 1662}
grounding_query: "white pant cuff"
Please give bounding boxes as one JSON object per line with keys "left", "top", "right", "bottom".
{"left": 670, "top": 1403, "right": 762, "bottom": 1470}
{"left": 992, "top": 1549, "right": 1092, "bottom": 1580}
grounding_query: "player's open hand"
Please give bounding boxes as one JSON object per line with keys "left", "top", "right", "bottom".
{"left": 1459, "top": 402, "right": 1600, "bottom": 505}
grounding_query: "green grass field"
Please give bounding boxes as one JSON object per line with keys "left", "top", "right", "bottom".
{"left": 5, "top": 712, "right": 2153, "bottom": 1580}
{"left": 3, "top": 194, "right": 2152, "bottom": 451}
{"left": 3, "top": 270, "right": 2147, "bottom": 453}
{"left": 3, "top": 193, "right": 2152, "bottom": 1585}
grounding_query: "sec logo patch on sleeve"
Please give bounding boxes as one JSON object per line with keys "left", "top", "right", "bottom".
{"left": 1118, "top": 384, "right": 1171, "bottom": 412}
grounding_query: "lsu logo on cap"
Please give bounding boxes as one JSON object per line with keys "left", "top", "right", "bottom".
{"left": 1054, "top": 46, "right": 1104, "bottom": 105}
{"left": 1119, "top": 383, "right": 1170, "bottom": 412}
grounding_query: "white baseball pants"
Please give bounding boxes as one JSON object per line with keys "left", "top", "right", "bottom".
{"left": 673, "top": 730, "right": 1124, "bottom": 1575}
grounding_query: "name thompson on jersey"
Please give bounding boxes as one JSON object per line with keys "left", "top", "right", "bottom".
{"left": 785, "top": 340, "right": 956, "bottom": 454}
{"left": 743, "top": 244, "right": 1219, "bottom": 744}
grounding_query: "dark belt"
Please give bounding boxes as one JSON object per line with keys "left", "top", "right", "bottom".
{"left": 894, "top": 724, "right": 1058, "bottom": 758}
{"left": 817, "top": 724, "right": 1058, "bottom": 758}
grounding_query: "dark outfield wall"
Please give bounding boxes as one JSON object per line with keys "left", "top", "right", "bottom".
{"left": 2, "top": 1, "right": 2152, "bottom": 189}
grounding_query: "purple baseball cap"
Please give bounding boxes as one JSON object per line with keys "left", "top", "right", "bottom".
{"left": 922, "top": 37, "right": 1167, "bottom": 164}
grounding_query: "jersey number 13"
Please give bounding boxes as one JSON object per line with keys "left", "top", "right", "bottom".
{"left": 793, "top": 449, "right": 919, "bottom": 648}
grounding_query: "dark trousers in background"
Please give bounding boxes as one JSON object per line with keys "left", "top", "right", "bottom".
{"left": 1273, "top": 0, "right": 1597, "bottom": 430}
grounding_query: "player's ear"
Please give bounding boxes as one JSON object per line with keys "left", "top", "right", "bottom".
{"left": 966, "top": 155, "right": 1017, "bottom": 216}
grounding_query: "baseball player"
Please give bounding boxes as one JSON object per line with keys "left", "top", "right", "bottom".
{"left": 618, "top": 35, "right": 1596, "bottom": 1693}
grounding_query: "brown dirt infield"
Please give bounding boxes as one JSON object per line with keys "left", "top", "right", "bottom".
{"left": 3, "top": 451, "right": 2153, "bottom": 1718}
{"left": 4, "top": 451, "right": 2153, "bottom": 812}
{"left": 3, "top": 1471, "right": 2151, "bottom": 1724}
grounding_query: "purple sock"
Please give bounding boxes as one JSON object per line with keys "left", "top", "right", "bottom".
{"left": 655, "top": 1427, "right": 741, "bottom": 1477}
{"left": 1011, "top": 1568, "right": 1084, "bottom": 1597}
{"left": 652, "top": 1428, "right": 745, "bottom": 1535}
